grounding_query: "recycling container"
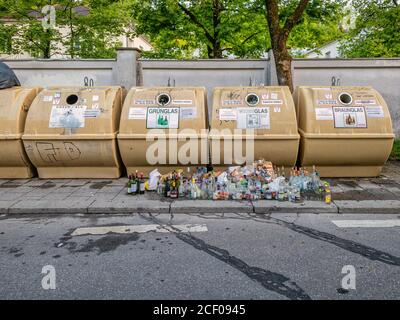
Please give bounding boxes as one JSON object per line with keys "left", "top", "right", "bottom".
{"left": 0, "top": 87, "right": 41, "bottom": 178}
{"left": 118, "top": 87, "right": 208, "bottom": 176}
{"left": 22, "top": 86, "right": 125, "bottom": 179}
{"left": 294, "top": 86, "right": 395, "bottom": 177}
{"left": 209, "top": 86, "right": 300, "bottom": 171}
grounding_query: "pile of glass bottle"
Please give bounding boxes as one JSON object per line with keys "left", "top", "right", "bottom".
{"left": 154, "top": 160, "right": 332, "bottom": 203}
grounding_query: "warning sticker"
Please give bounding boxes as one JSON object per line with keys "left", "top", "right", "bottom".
{"left": 129, "top": 107, "right": 147, "bottom": 120}
{"left": 180, "top": 107, "right": 197, "bottom": 119}
{"left": 49, "top": 106, "right": 86, "bottom": 128}
{"left": 219, "top": 109, "right": 237, "bottom": 121}
{"left": 315, "top": 108, "right": 334, "bottom": 120}
{"left": 237, "top": 107, "right": 270, "bottom": 129}
{"left": 146, "top": 107, "right": 180, "bottom": 129}
{"left": 365, "top": 106, "right": 384, "bottom": 118}
{"left": 333, "top": 106, "right": 367, "bottom": 128}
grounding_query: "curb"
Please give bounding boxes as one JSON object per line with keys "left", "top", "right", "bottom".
{"left": 335, "top": 200, "right": 400, "bottom": 214}
{"left": 2, "top": 199, "right": 400, "bottom": 215}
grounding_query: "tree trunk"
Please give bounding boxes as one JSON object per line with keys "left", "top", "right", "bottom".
{"left": 265, "top": 0, "right": 310, "bottom": 92}
{"left": 212, "top": 40, "right": 223, "bottom": 58}
{"left": 43, "top": 30, "right": 51, "bottom": 59}
{"left": 211, "top": 0, "right": 223, "bottom": 58}
{"left": 272, "top": 39, "right": 293, "bottom": 92}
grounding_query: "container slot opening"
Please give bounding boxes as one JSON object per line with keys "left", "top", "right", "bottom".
{"left": 157, "top": 93, "right": 171, "bottom": 106}
{"left": 245, "top": 93, "right": 259, "bottom": 106}
{"left": 339, "top": 93, "right": 353, "bottom": 105}
{"left": 66, "top": 94, "right": 79, "bottom": 105}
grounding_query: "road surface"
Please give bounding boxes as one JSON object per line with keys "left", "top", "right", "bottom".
{"left": 0, "top": 213, "right": 399, "bottom": 300}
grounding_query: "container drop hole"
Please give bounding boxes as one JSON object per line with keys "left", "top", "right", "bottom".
{"left": 66, "top": 94, "right": 79, "bottom": 105}
{"left": 157, "top": 93, "right": 171, "bottom": 106}
{"left": 246, "top": 93, "right": 259, "bottom": 106}
{"left": 339, "top": 92, "right": 353, "bottom": 105}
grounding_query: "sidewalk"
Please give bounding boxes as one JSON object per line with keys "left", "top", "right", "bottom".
{"left": 1, "top": 162, "right": 400, "bottom": 215}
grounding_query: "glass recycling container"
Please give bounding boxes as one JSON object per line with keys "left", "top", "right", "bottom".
{"left": 209, "top": 86, "right": 300, "bottom": 171}
{"left": 0, "top": 87, "right": 41, "bottom": 178}
{"left": 118, "top": 87, "right": 209, "bottom": 176}
{"left": 22, "top": 87, "right": 125, "bottom": 179}
{"left": 293, "top": 86, "right": 395, "bottom": 177}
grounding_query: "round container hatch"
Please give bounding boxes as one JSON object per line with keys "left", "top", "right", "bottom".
{"left": 339, "top": 92, "right": 353, "bottom": 105}
{"left": 245, "top": 93, "right": 260, "bottom": 106}
{"left": 157, "top": 93, "right": 171, "bottom": 106}
{"left": 66, "top": 94, "right": 79, "bottom": 105}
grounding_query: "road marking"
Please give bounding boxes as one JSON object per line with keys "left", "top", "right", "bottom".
{"left": 71, "top": 224, "right": 208, "bottom": 236}
{"left": 332, "top": 220, "right": 400, "bottom": 228}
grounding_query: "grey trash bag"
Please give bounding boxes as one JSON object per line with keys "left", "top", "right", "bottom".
{"left": 0, "top": 62, "right": 21, "bottom": 89}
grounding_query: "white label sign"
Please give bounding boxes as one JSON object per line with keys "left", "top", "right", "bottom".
{"left": 365, "top": 106, "right": 384, "bottom": 118}
{"left": 43, "top": 96, "right": 53, "bottom": 102}
{"left": 355, "top": 100, "right": 376, "bottom": 105}
{"left": 237, "top": 107, "right": 270, "bottom": 129}
{"left": 333, "top": 107, "right": 367, "bottom": 128}
{"left": 317, "top": 100, "right": 338, "bottom": 105}
{"left": 129, "top": 107, "right": 147, "bottom": 120}
{"left": 84, "top": 109, "right": 101, "bottom": 118}
{"left": 180, "top": 107, "right": 197, "bottom": 119}
{"left": 315, "top": 108, "right": 334, "bottom": 120}
{"left": 219, "top": 108, "right": 237, "bottom": 121}
{"left": 222, "top": 100, "right": 242, "bottom": 106}
{"left": 134, "top": 99, "right": 156, "bottom": 105}
{"left": 146, "top": 107, "right": 180, "bottom": 129}
{"left": 172, "top": 100, "right": 193, "bottom": 105}
{"left": 49, "top": 106, "right": 86, "bottom": 128}
{"left": 262, "top": 100, "right": 283, "bottom": 105}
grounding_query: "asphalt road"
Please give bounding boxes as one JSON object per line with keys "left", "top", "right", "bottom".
{"left": 0, "top": 212, "right": 399, "bottom": 300}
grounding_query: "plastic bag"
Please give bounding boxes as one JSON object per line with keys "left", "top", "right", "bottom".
{"left": 147, "top": 169, "right": 161, "bottom": 191}
{"left": 0, "top": 62, "right": 20, "bottom": 89}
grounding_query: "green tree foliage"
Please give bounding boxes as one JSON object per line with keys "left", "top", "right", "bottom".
{"left": 131, "top": 0, "right": 269, "bottom": 59}
{"left": 340, "top": 0, "right": 400, "bottom": 58}
{"left": 132, "top": 0, "right": 346, "bottom": 59}
{"left": 0, "top": 0, "right": 132, "bottom": 58}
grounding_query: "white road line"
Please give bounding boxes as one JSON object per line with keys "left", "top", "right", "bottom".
{"left": 71, "top": 224, "right": 208, "bottom": 236}
{"left": 332, "top": 220, "right": 400, "bottom": 228}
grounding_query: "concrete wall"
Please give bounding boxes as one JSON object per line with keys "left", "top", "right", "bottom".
{"left": 140, "top": 59, "right": 272, "bottom": 111}
{"left": 293, "top": 59, "right": 400, "bottom": 136}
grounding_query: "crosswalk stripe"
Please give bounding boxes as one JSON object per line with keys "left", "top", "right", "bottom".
{"left": 71, "top": 224, "right": 208, "bottom": 236}
{"left": 332, "top": 220, "right": 400, "bottom": 228}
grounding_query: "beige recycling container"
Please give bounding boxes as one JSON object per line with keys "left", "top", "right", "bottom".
{"left": 0, "top": 87, "right": 42, "bottom": 178}
{"left": 294, "top": 86, "right": 395, "bottom": 177}
{"left": 22, "top": 87, "right": 125, "bottom": 179}
{"left": 209, "top": 86, "right": 300, "bottom": 171}
{"left": 118, "top": 87, "right": 208, "bottom": 176}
